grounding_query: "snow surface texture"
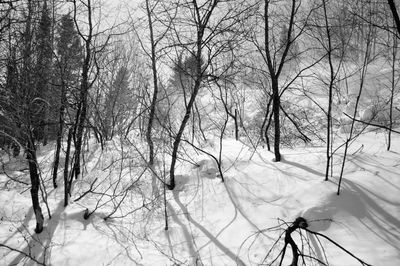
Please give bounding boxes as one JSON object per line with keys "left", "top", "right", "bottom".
{"left": 0, "top": 132, "right": 399, "bottom": 265}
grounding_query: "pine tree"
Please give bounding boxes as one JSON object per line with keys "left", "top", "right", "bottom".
{"left": 35, "top": 1, "right": 52, "bottom": 145}
{"left": 52, "top": 13, "right": 82, "bottom": 188}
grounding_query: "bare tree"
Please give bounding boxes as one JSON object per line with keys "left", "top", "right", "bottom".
{"left": 71, "top": 0, "right": 94, "bottom": 181}
{"left": 163, "top": 0, "right": 254, "bottom": 189}
{"left": 337, "top": 22, "right": 374, "bottom": 195}
{"left": 166, "top": 0, "right": 219, "bottom": 190}
{"left": 263, "top": 0, "right": 298, "bottom": 161}
{"left": 145, "top": 0, "right": 161, "bottom": 167}
{"left": 251, "top": 0, "right": 318, "bottom": 161}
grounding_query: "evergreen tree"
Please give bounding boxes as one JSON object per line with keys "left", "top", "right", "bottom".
{"left": 35, "top": 1, "right": 52, "bottom": 145}
{"left": 52, "top": 13, "right": 82, "bottom": 188}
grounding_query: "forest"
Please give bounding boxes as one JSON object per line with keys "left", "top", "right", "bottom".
{"left": 0, "top": 0, "right": 399, "bottom": 265}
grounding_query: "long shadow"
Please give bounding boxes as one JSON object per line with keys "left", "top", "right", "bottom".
{"left": 3, "top": 207, "right": 34, "bottom": 245}
{"left": 281, "top": 159, "right": 324, "bottom": 178}
{"left": 8, "top": 200, "right": 64, "bottom": 265}
{"left": 100, "top": 221, "right": 143, "bottom": 265}
{"left": 343, "top": 180, "right": 400, "bottom": 250}
{"left": 166, "top": 201, "right": 198, "bottom": 264}
{"left": 223, "top": 180, "right": 266, "bottom": 233}
{"left": 229, "top": 176, "right": 282, "bottom": 206}
{"left": 349, "top": 155, "right": 400, "bottom": 191}
{"left": 307, "top": 180, "right": 400, "bottom": 253}
{"left": 172, "top": 190, "right": 246, "bottom": 265}
{"left": 349, "top": 153, "right": 400, "bottom": 177}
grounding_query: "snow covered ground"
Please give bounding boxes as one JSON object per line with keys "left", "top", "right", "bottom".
{"left": 0, "top": 130, "right": 399, "bottom": 265}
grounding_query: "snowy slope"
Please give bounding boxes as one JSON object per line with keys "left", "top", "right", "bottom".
{"left": 0, "top": 131, "right": 399, "bottom": 265}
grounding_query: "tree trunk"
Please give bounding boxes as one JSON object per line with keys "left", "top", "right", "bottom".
{"left": 52, "top": 81, "right": 66, "bottom": 188}
{"left": 73, "top": 0, "right": 93, "bottom": 180}
{"left": 234, "top": 109, "right": 239, "bottom": 141}
{"left": 388, "top": 0, "right": 400, "bottom": 36}
{"left": 169, "top": 85, "right": 201, "bottom": 190}
{"left": 64, "top": 127, "right": 73, "bottom": 206}
{"left": 263, "top": 0, "right": 296, "bottom": 162}
{"left": 27, "top": 140, "right": 44, "bottom": 233}
{"left": 338, "top": 26, "right": 372, "bottom": 195}
{"left": 388, "top": 29, "right": 397, "bottom": 150}
{"left": 322, "top": 0, "right": 335, "bottom": 181}
{"left": 168, "top": 0, "right": 219, "bottom": 189}
{"left": 271, "top": 77, "right": 281, "bottom": 161}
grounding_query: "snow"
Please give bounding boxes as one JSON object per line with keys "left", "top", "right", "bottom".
{"left": 1, "top": 131, "right": 400, "bottom": 265}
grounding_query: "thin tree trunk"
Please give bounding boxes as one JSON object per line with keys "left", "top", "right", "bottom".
{"left": 73, "top": 0, "right": 93, "bottom": 180}
{"left": 52, "top": 81, "right": 66, "bottom": 188}
{"left": 163, "top": 172, "right": 168, "bottom": 230}
{"left": 23, "top": 0, "right": 44, "bottom": 234}
{"left": 260, "top": 97, "right": 272, "bottom": 145}
{"left": 337, "top": 28, "right": 372, "bottom": 195}
{"left": 145, "top": 0, "right": 158, "bottom": 166}
{"left": 64, "top": 127, "right": 73, "bottom": 206}
{"left": 43, "top": 105, "right": 49, "bottom": 146}
{"left": 265, "top": 0, "right": 296, "bottom": 162}
{"left": 388, "top": 29, "right": 397, "bottom": 150}
{"left": 271, "top": 78, "right": 281, "bottom": 161}
{"left": 27, "top": 139, "right": 44, "bottom": 233}
{"left": 322, "top": 0, "right": 335, "bottom": 181}
{"left": 234, "top": 109, "right": 239, "bottom": 141}
{"left": 195, "top": 102, "right": 207, "bottom": 141}
{"left": 168, "top": 0, "right": 218, "bottom": 190}
{"left": 169, "top": 78, "right": 202, "bottom": 190}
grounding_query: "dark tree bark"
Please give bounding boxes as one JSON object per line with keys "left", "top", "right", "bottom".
{"left": 263, "top": 0, "right": 297, "bottom": 162}
{"left": 169, "top": 78, "right": 203, "bottom": 190}
{"left": 271, "top": 78, "right": 281, "bottom": 161}
{"left": 52, "top": 79, "right": 65, "bottom": 188}
{"left": 27, "top": 138, "right": 44, "bottom": 233}
{"left": 260, "top": 97, "right": 273, "bottom": 150}
{"left": 234, "top": 109, "right": 239, "bottom": 141}
{"left": 388, "top": 0, "right": 400, "bottom": 36}
{"left": 64, "top": 127, "right": 73, "bottom": 206}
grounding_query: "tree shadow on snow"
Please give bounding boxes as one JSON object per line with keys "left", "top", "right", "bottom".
{"left": 280, "top": 159, "right": 325, "bottom": 178}
{"left": 303, "top": 179, "right": 400, "bottom": 253}
{"left": 171, "top": 188, "right": 246, "bottom": 265}
{"left": 8, "top": 200, "right": 64, "bottom": 265}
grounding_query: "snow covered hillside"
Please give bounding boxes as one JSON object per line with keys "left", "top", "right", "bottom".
{"left": 1, "top": 131, "right": 399, "bottom": 265}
